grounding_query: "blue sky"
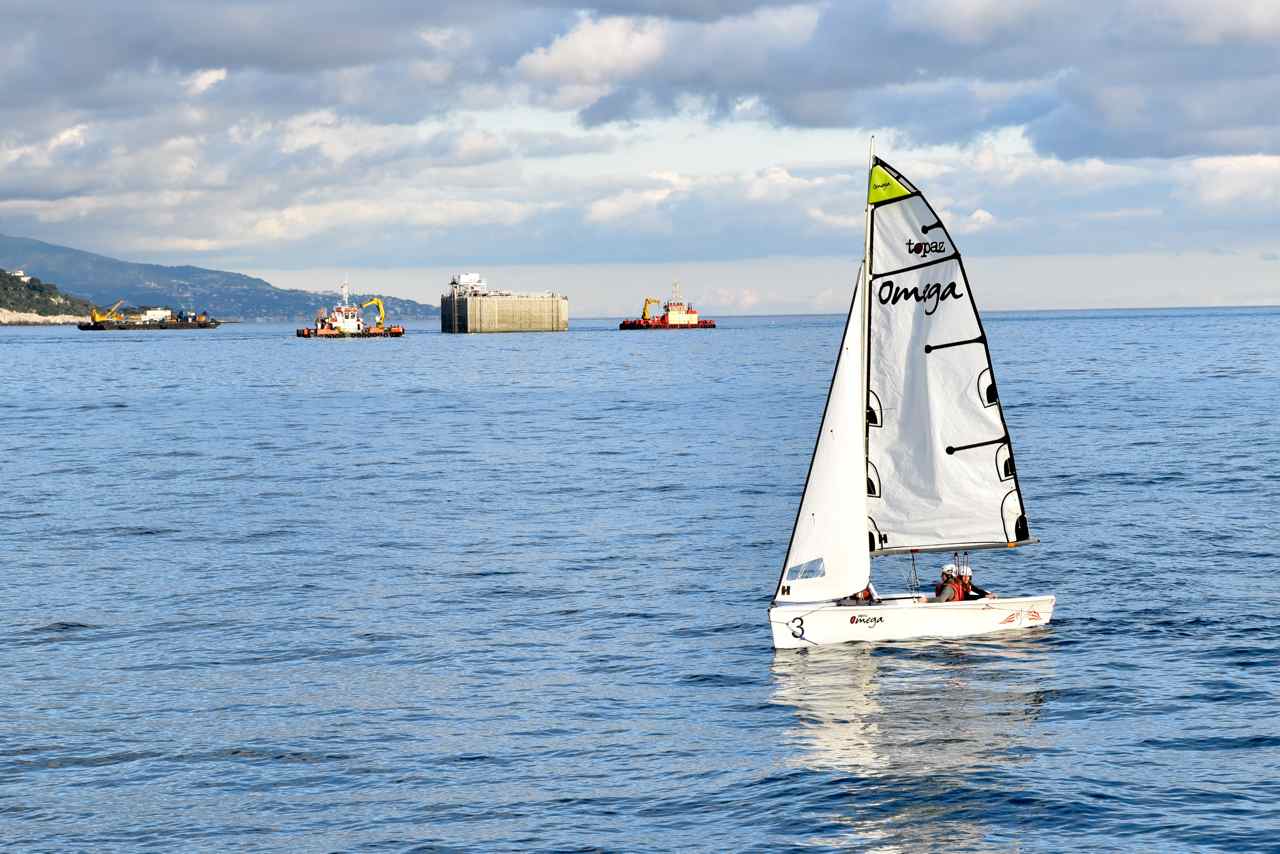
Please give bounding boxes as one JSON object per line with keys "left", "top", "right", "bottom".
{"left": 1, "top": 1, "right": 1277, "bottom": 313}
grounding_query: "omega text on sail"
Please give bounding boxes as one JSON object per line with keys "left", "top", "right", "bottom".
{"left": 877, "top": 279, "right": 965, "bottom": 315}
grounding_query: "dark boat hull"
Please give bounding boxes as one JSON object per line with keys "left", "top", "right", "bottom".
{"left": 78, "top": 320, "right": 222, "bottom": 330}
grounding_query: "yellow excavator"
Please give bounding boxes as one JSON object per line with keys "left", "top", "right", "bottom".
{"left": 361, "top": 297, "right": 386, "bottom": 329}
{"left": 90, "top": 300, "right": 125, "bottom": 323}
{"left": 641, "top": 297, "right": 661, "bottom": 321}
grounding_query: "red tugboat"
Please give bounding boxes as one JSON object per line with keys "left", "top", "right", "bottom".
{"left": 618, "top": 282, "right": 716, "bottom": 330}
{"left": 296, "top": 282, "right": 405, "bottom": 338}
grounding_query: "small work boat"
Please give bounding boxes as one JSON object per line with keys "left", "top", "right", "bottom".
{"left": 769, "top": 142, "right": 1054, "bottom": 649}
{"left": 619, "top": 282, "right": 715, "bottom": 329}
{"left": 296, "top": 282, "right": 405, "bottom": 338}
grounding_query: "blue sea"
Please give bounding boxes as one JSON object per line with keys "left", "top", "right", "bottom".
{"left": 2, "top": 308, "right": 1279, "bottom": 852}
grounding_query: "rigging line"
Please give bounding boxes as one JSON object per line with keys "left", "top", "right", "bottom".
{"left": 945, "top": 435, "right": 1008, "bottom": 455}
{"left": 870, "top": 253, "right": 958, "bottom": 280}
{"left": 924, "top": 334, "right": 985, "bottom": 354}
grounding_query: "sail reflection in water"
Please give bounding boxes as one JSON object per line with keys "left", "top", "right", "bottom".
{"left": 770, "top": 641, "right": 1054, "bottom": 852}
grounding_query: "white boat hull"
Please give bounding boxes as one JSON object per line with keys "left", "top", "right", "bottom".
{"left": 768, "top": 594, "right": 1055, "bottom": 649}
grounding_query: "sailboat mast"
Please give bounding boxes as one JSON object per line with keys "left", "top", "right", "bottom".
{"left": 860, "top": 137, "right": 875, "bottom": 523}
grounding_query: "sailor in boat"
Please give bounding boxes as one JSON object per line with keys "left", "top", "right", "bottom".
{"left": 933, "top": 564, "right": 959, "bottom": 599}
{"left": 957, "top": 564, "right": 997, "bottom": 600}
{"left": 836, "top": 583, "right": 880, "bottom": 606}
{"left": 928, "top": 565, "right": 965, "bottom": 603}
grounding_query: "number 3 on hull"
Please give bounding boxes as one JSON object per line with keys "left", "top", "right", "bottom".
{"left": 768, "top": 142, "right": 1055, "bottom": 649}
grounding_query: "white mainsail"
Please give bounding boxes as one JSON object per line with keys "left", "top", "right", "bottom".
{"left": 774, "top": 269, "right": 870, "bottom": 604}
{"left": 864, "top": 158, "right": 1031, "bottom": 555}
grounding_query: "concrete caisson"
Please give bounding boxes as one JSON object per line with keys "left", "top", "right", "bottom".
{"left": 440, "top": 273, "right": 569, "bottom": 333}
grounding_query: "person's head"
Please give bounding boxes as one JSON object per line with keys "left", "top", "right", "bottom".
{"left": 940, "top": 562, "right": 957, "bottom": 580}
{"left": 957, "top": 565, "right": 972, "bottom": 580}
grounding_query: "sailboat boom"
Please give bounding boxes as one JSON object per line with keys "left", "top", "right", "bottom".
{"left": 871, "top": 537, "right": 1039, "bottom": 558}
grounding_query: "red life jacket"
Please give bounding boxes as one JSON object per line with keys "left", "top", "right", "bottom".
{"left": 935, "top": 578, "right": 962, "bottom": 600}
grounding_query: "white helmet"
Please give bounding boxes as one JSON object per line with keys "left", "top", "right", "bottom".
{"left": 956, "top": 565, "right": 973, "bottom": 578}
{"left": 940, "top": 562, "right": 958, "bottom": 577}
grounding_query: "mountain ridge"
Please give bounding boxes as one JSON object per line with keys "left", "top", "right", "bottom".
{"left": 0, "top": 234, "right": 439, "bottom": 321}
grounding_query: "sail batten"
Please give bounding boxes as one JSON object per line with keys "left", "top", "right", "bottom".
{"left": 872, "top": 254, "right": 959, "bottom": 280}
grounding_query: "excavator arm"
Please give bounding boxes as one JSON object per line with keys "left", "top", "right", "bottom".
{"left": 360, "top": 297, "right": 385, "bottom": 328}
{"left": 641, "top": 297, "right": 661, "bottom": 321}
{"left": 91, "top": 299, "right": 125, "bottom": 323}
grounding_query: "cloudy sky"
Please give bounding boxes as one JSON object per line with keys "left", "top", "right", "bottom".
{"left": 2, "top": 0, "right": 1278, "bottom": 314}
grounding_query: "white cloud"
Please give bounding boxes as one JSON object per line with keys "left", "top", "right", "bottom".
{"left": 183, "top": 67, "right": 227, "bottom": 96}
{"left": 806, "top": 207, "right": 862, "bottom": 230}
{"left": 744, "top": 166, "right": 840, "bottom": 202}
{"left": 48, "top": 124, "right": 88, "bottom": 152}
{"left": 419, "top": 27, "right": 470, "bottom": 52}
{"left": 1179, "top": 154, "right": 1280, "bottom": 209}
{"left": 517, "top": 16, "right": 669, "bottom": 86}
{"left": 586, "top": 171, "right": 694, "bottom": 225}
{"left": 953, "top": 207, "right": 996, "bottom": 233}
{"left": 516, "top": 6, "right": 820, "bottom": 112}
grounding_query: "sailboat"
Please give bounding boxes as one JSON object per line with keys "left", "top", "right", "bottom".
{"left": 769, "top": 145, "right": 1055, "bottom": 649}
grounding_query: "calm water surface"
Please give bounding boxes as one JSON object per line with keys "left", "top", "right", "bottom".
{"left": 1, "top": 309, "right": 1278, "bottom": 852}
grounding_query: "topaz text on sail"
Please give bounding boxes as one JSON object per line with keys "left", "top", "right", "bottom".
{"left": 905, "top": 239, "right": 947, "bottom": 257}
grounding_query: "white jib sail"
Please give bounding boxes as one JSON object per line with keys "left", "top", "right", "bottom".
{"left": 774, "top": 271, "right": 871, "bottom": 603}
{"left": 865, "top": 158, "right": 1030, "bottom": 554}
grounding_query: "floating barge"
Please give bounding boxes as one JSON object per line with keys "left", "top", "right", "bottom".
{"left": 79, "top": 302, "right": 221, "bottom": 331}
{"left": 619, "top": 283, "right": 715, "bottom": 330}
{"left": 297, "top": 283, "right": 404, "bottom": 338}
{"left": 440, "top": 273, "right": 568, "bottom": 333}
